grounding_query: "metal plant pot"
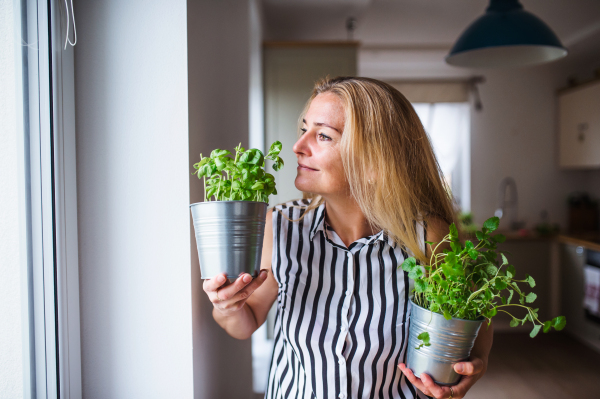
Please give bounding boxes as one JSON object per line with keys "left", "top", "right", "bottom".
{"left": 406, "top": 299, "right": 483, "bottom": 386}
{"left": 190, "top": 201, "right": 268, "bottom": 280}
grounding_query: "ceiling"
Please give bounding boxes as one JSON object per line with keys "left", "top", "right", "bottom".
{"left": 262, "top": 0, "right": 600, "bottom": 79}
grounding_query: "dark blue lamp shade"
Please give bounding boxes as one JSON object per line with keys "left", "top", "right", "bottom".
{"left": 446, "top": 0, "right": 568, "bottom": 68}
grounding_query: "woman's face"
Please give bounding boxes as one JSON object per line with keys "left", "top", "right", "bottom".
{"left": 293, "top": 92, "right": 348, "bottom": 197}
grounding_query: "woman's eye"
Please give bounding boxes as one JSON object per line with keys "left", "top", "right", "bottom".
{"left": 318, "top": 133, "right": 331, "bottom": 141}
{"left": 300, "top": 128, "right": 307, "bottom": 134}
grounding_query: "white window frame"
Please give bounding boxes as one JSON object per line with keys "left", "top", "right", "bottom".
{"left": 16, "top": 0, "right": 82, "bottom": 397}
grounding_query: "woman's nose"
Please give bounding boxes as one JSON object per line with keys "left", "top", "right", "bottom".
{"left": 293, "top": 130, "right": 312, "bottom": 156}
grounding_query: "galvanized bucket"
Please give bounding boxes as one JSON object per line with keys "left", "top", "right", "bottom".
{"left": 406, "top": 299, "right": 483, "bottom": 386}
{"left": 190, "top": 201, "right": 267, "bottom": 280}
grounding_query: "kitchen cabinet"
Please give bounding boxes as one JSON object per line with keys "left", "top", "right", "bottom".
{"left": 560, "top": 243, "right": 600, "bottom": 353}
{"left": 558, "top": 79, "right": 600, "bottom": 169}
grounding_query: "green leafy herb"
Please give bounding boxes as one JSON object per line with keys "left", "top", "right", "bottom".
{"left": 192, "top": 141, "right": 284, "bottom": 203}
{"left": 415, "top": 332, "right": 431, "bottom": 349}
{"left": 400, "top": 216, "right": 566, "bottom": 349}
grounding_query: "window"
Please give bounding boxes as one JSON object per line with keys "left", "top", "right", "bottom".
{"left": 389, "top": 80, "right": 472, "bottom": 212}
{"left": 0, "top": 1, "right": 81, "bottom": 397}
{"left": 412, "top": 102, "right": 471, "bottom": 212}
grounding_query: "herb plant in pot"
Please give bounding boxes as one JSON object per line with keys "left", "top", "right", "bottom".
{"left": 190, "top": 141, "right": 284, "bottom": 280}
{"left": 400, "top": 217, "right": 566, "bottom": 386}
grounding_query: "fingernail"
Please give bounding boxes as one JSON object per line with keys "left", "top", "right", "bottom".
{"left": 243, "top": 274, "right": 252, "bottom": 283}
{"left": 260, "top": 270, "right": 268, "bottom": 280}
{"left": 455, "top": 364, "right": 464, "bottom": 373}
{"left": 217, "top": 275, "right": 226, "bottom": 283}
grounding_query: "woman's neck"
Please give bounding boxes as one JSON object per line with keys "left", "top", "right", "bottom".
{"left": 321, "top": 194, "right": 379, "bottom": 248}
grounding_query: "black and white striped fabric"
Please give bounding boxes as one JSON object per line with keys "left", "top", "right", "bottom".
{"left": 265, "top": 198, "right": 429, "bottom": 399}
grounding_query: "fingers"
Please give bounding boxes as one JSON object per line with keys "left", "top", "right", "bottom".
{"left": 203, "top": 273, "right": 229, "bottom": 293}
{"left": 211, "top": 273, "right": 254, "bottom": 302}
{"left": 234, "top": 270, "right": 269, "bottom": 301}
{"left": 203, "top": 270, "right": 269, "bottom": 311}
{"left": 419, "top": 372, "right": 452, "bottom": 399}
{"left": 397, "top": 364, "right": 426, "bottom": 393}
{"left": 398, "top": 363, "right": 454, "bottom": 399}
{"left": 453, "top": 357, "right": 485, "bottom": 376}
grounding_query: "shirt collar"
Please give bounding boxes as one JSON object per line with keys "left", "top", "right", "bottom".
{"left": 308, "top": 201, "right": 397, "bottom": 249}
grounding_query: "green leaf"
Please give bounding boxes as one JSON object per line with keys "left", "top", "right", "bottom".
{"left": 510, "top": 318, "right": 519, "bottom": 327}
{"left": 495, "top": 279, "right": 507, "bottom": 290}
{"left": 501, "top": 253, "right": 508, "bottom": 266}
{"left": 483, "top": 217, "right": 500, "bottom": 233}
{"left": 268, "top": 140, "right": 282, "bottom": 156}
{"left": 210, "top": 149, "right": 231, "bottom": 158}
{"left": 451, "top": 242, "right": 462, "bottom": 253}
{"left": 507, "top": 289, "right": 514, "bottom": 304}
{"left": 493, "top": 233, "right": 506, "bottom": 243}
{"left": 443, "top": 310, "right": 452, "bottom": 320}
{"left": 214, "top": 157, "right": 228, "bottom": 171}
{"left": 530, "top": 324, "right": 542, "bottom": 338}
{"left": 552, "top": 316, "right": 566, "bottom": 331}
{"left": 468, "top": 249, "right": 478, "bottom": 260}
{"left": 476, "top": 231, "right": 485, "bottom": 241}
{"left": 441, "top": 263, "right": 454, "bottom": 278}
{"left": 543, "top": 321, "right": 552, "bottom": 333}
{"left": 408, "top": 267, "right": 423, "bottom": 280}
{"left": 526, "top": 275, "right": 536, "bottom": 288}
{"left": 449, "top": 223, "right": 459, "bottom": 240}
{"left": 273, "top": 158, "right": 284, "bottom": 171}
{"left": 415, "top": 331, "right": 430, "bottom": 349}
{"left": 506, "top": 265, "right": 516, "bottom": 279}
{"left": 251, "top": 182, "right": 265, "bottom": 190}
{"left": 414, "top": 279, "right": 428, "bottom": 292}
{"left": 400, "top": 257, "right": 417, "bottom": 272}
{"left": 485, "top": 264, "right": 498, "bottom": 275}
{"left": 525, "top": 292, "right": 537, "bottom": 303}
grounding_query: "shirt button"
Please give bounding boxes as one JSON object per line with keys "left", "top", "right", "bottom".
{"left": 347, "top": 252, "right": 352, "bottom": 258}
{"left": 339, "top": 394, "right": 346, "bottom": 399}
{"left": 338, "top": 358, "right": 345, "bottom": 365}
{"left": 345, "top": 290, "right": 351, "bottom": 296}
{"left": 341, "top": 326, "right": 347, "bottom": 332}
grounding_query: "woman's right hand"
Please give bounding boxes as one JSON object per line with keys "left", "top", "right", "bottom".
{"left": 203, "top": 270, "right": 269, "bottom": 317}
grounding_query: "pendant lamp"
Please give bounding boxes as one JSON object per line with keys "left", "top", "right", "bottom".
{"left": 445, "top": 0, "right": 567, "bottom": 68}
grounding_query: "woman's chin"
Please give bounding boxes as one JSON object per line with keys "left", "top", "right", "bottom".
{"left": 294, "top": 178, "right": 317, "bottom": 195}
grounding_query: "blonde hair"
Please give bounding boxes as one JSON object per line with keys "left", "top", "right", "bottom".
{"left": 279, "top": 76, "right": 458, "bottom": 262}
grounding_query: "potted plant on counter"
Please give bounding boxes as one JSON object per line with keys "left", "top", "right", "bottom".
{"left": 400, "top": 216, "right": 566, "bottom": 386}
{"left": 190, "top": 141, "right": 284, "bottom": 280}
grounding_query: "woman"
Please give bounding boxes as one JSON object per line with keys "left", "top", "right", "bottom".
{"left": 202, "top": 76, "right": 492, "bottom": 399}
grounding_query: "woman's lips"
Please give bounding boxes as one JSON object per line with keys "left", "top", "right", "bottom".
{"left": 298, "top": 163, "right": 317, "bottom": 171}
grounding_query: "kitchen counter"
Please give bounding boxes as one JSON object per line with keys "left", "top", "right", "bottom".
{"left": 495, "top": 230, "right": 600, "bottom": 252}
{"left": 491, "top": 230, "right": 600, "bottom": 333}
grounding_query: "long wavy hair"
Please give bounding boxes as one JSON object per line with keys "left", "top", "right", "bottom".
{"left": 280, "top": 76, "right": 459, "bottom": 262}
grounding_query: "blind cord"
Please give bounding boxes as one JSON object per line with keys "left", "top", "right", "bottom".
{"left": 63, "top": 0, "right": 77, "bottom": 49}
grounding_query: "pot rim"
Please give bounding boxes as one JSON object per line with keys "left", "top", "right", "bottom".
{"left": 189, "top": 200, "right": 268, "bottom": 208}
{"left": 409, "top": 297, "right": 485, "bottom": 323}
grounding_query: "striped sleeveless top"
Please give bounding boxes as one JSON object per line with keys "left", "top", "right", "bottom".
{"left": 265, "top": 198, "right": 430, "bottom": 399}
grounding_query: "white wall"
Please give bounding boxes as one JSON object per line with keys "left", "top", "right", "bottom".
{"left": 470, "top": 66, "right": 589, "bottom": 230}
{"left": 187, "top": 1, "right": 258, "bottom": 398}
{"left": 74, "top": 1, "right": 193, "bottom": 397}
{"left": 0, "top": 0, "right": 24, "bottom": 397}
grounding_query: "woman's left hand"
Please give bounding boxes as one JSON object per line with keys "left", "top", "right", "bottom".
{"left": 397, "top": 356, "right": 487, "bottom": 399}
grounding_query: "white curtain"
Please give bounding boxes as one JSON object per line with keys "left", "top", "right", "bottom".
{"left": 412, "top": 102, "right": 469, "bottom": 178}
